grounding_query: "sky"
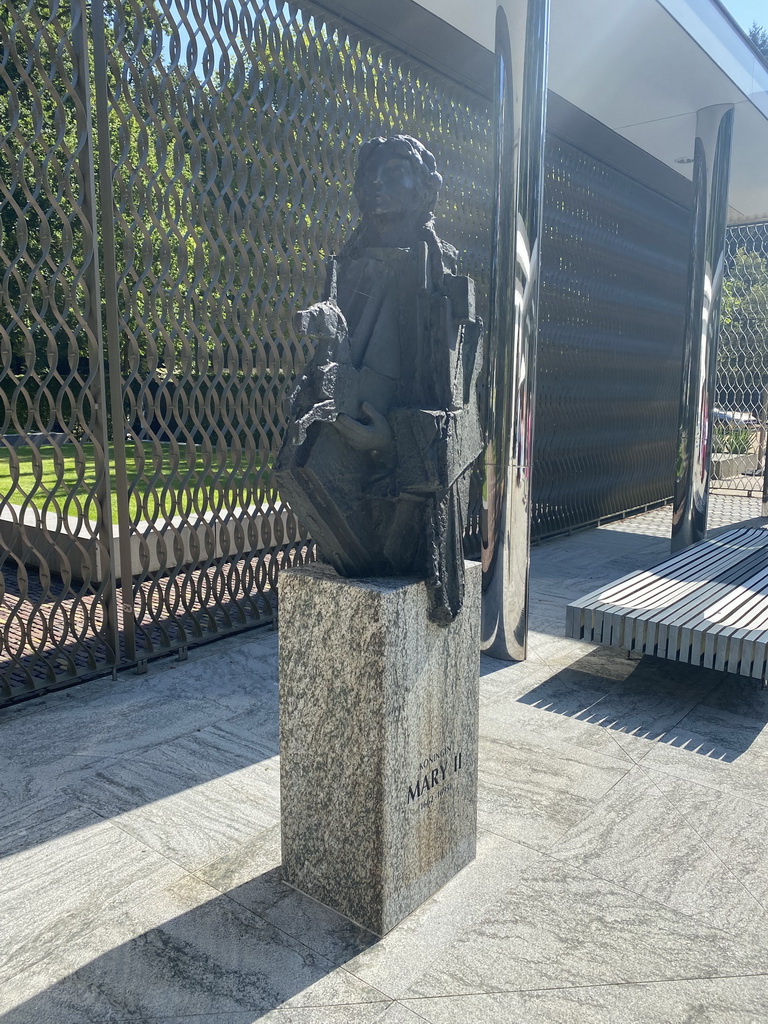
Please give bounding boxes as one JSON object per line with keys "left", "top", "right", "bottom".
{"left": 720, "top": 0, "right": 767, "bottom": 34}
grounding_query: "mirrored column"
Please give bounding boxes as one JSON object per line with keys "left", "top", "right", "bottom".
{"left": 671, "top": 103, "right": 735, "bottom": 552}
{"left": 481, "top": 0, "right": 549, "bottom": 660}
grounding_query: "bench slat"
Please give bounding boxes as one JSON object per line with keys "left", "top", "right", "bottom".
{"left": 565, "top": 527, "right": 768, "bottom": 679}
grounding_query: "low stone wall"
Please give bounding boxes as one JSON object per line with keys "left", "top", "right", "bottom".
{"left": 711, "top": 452, "right": 759, "bottom": 480}
{"left": 0, "top": 503, "right": 292, "bottom": 582}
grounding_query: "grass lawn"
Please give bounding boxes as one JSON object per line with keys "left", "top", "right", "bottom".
{"left": 0, "top": 441, "right": 275, "bottom": 524}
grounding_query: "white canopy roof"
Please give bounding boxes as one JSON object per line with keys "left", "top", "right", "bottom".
{"left": 550, "top": 0, "right": 768, "bottom": 223}
{"left": 413, "top": 0, "right": 768, "bottom": 223}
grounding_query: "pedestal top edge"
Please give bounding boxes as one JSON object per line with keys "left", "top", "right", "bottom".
{"left": 280, "top": 559, "right": 481, "bottom": 595}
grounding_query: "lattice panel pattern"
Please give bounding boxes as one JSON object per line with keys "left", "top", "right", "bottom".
{"left": 712, "top": 222, "right": 768, "bottom": 493}
{"left": 0, "top": 0, "right": 116, "bottom": 699}
{"left": 533, "top": 136, "right": 690, "bottom": 539}
{"left": 104, "top": 0, "right": 492, "bottom": 657}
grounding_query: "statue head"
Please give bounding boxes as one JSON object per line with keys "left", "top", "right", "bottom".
{"left": 353, "top": 135, "right": 442, "bottom": 229}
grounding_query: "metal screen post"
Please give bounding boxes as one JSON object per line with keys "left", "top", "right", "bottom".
{"left": 90, "top": 0, "right": 137, "bottom": 662}
{"left": 481, "top": 0, "right": 549, "bottom": 661}
{"left": 672, "top": 103, "right": 734, "bottom": 552}
{"left": 70, "top": 0, "right": 120, "bottom": 663}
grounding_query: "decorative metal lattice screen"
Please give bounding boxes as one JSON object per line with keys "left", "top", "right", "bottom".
{"left": 532, "top": 135, "right": 691, "bottom": 539}
{"left": 0, "top": 0, "right": 118, "bottom": 701}
{"left": 711, "top": 221, "right": 768, "bottom": 494}
{"left": 101, "top": 0, "right": 493, "bottom": 665}
{"left": 0, "top": 0, "right": 492, "bottom": 700}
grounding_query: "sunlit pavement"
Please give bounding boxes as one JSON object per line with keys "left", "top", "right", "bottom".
{"left": 1, "top": 495, "right": 767, "bottom": 1023}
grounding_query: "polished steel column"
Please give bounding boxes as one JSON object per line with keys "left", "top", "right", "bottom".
{"left": 481, "top": 0, "right": 550, "bottom": 660}
{"left": 671, "top": 104, "right": 734, "bottom": 552}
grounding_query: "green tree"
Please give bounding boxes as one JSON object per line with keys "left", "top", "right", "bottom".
{"left": 0, "top": 0, "right": 87, "bottom": 383}
{"left": 1, "top": 0, "right": 173, "bottom": 433}
{"left": 749, "top": 22, "right": 768, "bottom": 61}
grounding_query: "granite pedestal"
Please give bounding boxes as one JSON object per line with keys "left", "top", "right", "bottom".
{"left": 278, "top": 560, "right": 481, "bottom": 935}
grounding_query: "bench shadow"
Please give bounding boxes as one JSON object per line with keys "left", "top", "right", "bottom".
{"left": 0, "top": 865, "right": 379, "bottom": 1022}
{"left": 517, "top": 648, "right": 768, "bottom": 762}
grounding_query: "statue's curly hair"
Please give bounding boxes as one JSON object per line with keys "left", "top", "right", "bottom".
{"left": 339, "top": 135, "right": 455, "bottom": 281}
{"left": 352, "top": 134, "right": 442, "bottom": 220}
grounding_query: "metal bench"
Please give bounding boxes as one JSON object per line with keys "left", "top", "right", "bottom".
{"left": 566, "top": 527, "right": 768, "bottom": 680}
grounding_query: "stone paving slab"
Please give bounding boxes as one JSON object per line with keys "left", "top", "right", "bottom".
{"left": 1, "top": 495, "right": 767, "bottom": 1023}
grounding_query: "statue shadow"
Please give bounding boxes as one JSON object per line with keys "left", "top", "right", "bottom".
{"left": 1, "top": 865, "right": 378, "bottom": 1022}
{"left": 516, "top": 648, "right": 768, "bottom": 764}
{"left": 0, "top": 685, "right": 281, "bottom": 862}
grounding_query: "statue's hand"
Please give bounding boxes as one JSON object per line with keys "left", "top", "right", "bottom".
{"left": 334, "top": 402, "right": 393, "bottom": 454}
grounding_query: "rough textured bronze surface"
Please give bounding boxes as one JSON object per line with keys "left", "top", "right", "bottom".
{"left": 276, "top": 137, "right": 484, "bottom": 626}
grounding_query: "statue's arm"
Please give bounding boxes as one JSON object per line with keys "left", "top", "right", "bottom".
{"left": 333, "top": 402, "right": 393, "bottom": 456}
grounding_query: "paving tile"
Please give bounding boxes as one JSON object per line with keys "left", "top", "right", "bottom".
{"left": 66, "top": 755, "right": 279, "bottom": 872}
{"left": 339, "top": 830, "right": 538, "bottom": 1000}
{"left": 259, "top": 1005, "right": 427, "bottom": 1024}
{"left": 109, "top": 1004, "right": 425, "bottom": 1024}
{"left": 491, "top": 657, "right": 624, "bottom": 716}
{"left": 397, "top": 860, "right": 768, "bottom": 998}
{"left": 490, "top": 645, "right": 730, "bottom": 765}
{"left": 148, "top": 631, "right": 280, "bottom": 714}
{"left": 0, "top": 873, "right": 384, "bottom": 1023}
{"left": 0, "top": 790, "right": 103, "bottom": 861}
{"left": 140, "top": 714, "right": 279, "bottom": 779}
{"left": 280, "top": 995, "right": 423, "bottom": 1019}
{"left": 697, "top": 672, "right": 768, "bottom": 721}
{"left": 204, "top": 704, "right": 280, "bottom": 759}
{"left": 551, "top": 765, "right": 766, "bottom": 931}
{"left": 0, "top": 684, "right": 232, "bottom": 811}
{"left": 0, "top": 687, "right": 74, "bottom": 723}
{"left": 0, "top": 745, "right": 119, "bottom": 816}
{"left": 482, "top": 690, "right": 639, "bottom": 767}
{"left": 494, "top": 706, "right": 641, "bottom": 766}
{"left": 196, "top": 825, "right": 377, "bottom": 965}
{"left": 535, "top": 656, "right": 726, "bottom": 762}
{"left": 527, "top": 598, "right": 567, "bottom": 634}
{"left": 60, "top": 629, "right": 279, "bottom": 715}
{"left": 526, "top": 632, "right": 594, "bottom": 669}
{"left": 0, "top": 816, "right": 187, "bottom": 988}
{"left": 478, "top": 656, "right": 567, "bottom": 705}
{"left": 638, "top": 702, "right": 768, "bottom": 804}
{"left": 477, "top": 735, "right": 630, "bottom": 849}
{"left": 646, "top": 768, "right": 768, "bottom": 909}
{"left": 402, "top": 976, "right": 768, "bottom": 1023}
{"left": 201, "top": 826, "right": 536, "bottom": 994}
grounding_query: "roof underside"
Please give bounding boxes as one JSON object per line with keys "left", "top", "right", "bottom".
{"left": 549, "top": 0, "right": 768, "bottom": 223}
{"left": 403, "top": 0, "right": 768, "bottom": 223}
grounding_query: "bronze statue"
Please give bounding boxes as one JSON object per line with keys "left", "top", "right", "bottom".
{"left": 275, "top": 135, "right": 483, "bottom": 624}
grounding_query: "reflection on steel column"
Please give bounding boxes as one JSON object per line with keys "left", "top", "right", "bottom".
{"left": 481, "top": 0, "right": 549, "bottom": 660}
{"left": 671, "top": 104, "right": 734, "bottom": 553}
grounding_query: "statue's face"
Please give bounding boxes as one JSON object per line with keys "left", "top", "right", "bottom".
{"left": 358, "top": 154, "right": 421, "bottom": 219}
